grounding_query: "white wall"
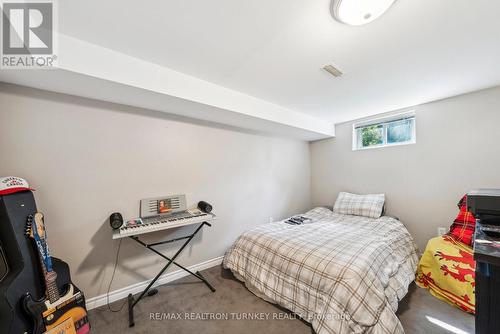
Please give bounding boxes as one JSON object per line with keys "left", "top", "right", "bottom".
{"left": 0, "top": 83, "right": 311, "bottom": 299}
{"left": 311, "top": 86, "right": 500, "bottom": 250}
{"left": 3, "top": 81, "right": 499, "bottom": 299}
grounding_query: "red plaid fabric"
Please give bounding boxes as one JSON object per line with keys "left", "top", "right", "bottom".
{"left": 448, "top": 195, "right": 476, "bottom": 247}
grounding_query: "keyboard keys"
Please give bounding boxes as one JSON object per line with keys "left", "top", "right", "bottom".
{"left": 115, "top": 212, "right": 213, "bottom": 238}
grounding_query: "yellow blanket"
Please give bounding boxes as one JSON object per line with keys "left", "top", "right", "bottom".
{"left": 416, "top": 235, "right": 475, "bottom": 314}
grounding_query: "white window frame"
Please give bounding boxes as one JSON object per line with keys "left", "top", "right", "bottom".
{"left": 352, "top": 111, "right": 416, "bottom": 151}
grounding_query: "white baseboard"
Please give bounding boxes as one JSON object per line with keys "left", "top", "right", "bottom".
{"left": 85, "top": 256, "right": 224, "bottom": 310}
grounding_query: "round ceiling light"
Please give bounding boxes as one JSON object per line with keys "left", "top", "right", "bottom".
{"left": 331, "top": 0, "right": 397, "bottom": 26}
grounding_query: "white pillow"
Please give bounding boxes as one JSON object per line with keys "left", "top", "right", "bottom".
{"left": 333, "top": 192, "right": 385, "bottom": 218}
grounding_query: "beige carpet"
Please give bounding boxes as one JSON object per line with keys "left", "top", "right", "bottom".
{"left": 88, "top": 266, "right": 474, "bottom": 334}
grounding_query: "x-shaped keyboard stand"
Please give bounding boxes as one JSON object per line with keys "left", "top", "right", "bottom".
{"left": 127, "top": 221, "right": 215, "bottom": 327}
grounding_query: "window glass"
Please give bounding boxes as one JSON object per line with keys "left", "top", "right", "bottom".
{"left": 361, "top": 125, "right": 384, "bottom": 148}
{"left": 354, "top": 115, "right": 415, "bottom": 150}
{"left": 387, "top": 119, "right": 413, "bottom": 144}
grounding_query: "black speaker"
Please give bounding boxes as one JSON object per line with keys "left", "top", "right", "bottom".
{"left": 109, "top": 212, "right": 123, "bottom": 230}
{"left": 197, "top": 201, "right": 213, "bottom": 213}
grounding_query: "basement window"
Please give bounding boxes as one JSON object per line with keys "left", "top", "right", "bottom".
{"left": 353, "top": 112, "right": 416, "bottom": 150}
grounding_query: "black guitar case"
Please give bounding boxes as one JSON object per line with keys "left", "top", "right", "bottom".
{"left": 0, "top": 191, "right": 75, "bottom": 334}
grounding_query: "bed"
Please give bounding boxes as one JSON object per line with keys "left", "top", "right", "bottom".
{"left": 223, "top": 207, "right": 419, "bottom": 334}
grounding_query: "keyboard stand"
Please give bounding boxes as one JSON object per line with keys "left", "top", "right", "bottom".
{"left": 127, "top": 221, "right": 215, "bottom": 327}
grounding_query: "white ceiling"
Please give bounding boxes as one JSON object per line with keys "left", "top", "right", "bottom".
{"left": 56, "top": 0, "right": 500, "bottom": 124}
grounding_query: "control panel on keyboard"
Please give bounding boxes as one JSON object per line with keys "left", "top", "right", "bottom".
{"left": 112, "top": 209, "right": 215, "bottom": 239}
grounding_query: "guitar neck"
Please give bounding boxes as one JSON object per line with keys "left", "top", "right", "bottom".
{"left": 29, "top": 212, "right": 61, "bottom": 304}
{"left": 45, "top": 275, "right": 60, "bottom": 303}
{"left": 36, "top": 249, "right": 60, "bottom": 303}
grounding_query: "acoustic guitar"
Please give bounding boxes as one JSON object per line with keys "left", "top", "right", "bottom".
{"left": 23, "top": 212, "right": 90, "bottom": 334}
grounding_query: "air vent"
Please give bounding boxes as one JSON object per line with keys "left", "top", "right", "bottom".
{"left": 323, "top": 64, "right": 343, "bottom": 77}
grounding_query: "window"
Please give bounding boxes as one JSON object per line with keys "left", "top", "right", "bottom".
{"left": 353, "top": 113, "right": 416, "bottom": 150}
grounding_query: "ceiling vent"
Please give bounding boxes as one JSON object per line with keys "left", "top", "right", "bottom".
{"left": 323, "top": 64, "right": 343, "bottom": 77}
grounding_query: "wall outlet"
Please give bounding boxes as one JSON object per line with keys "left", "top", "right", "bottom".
{"left": 437, "top": 227, "right": 447, "bottom": 236}
{"left": 269, "top": 217, "right": 274, "bottom": 223}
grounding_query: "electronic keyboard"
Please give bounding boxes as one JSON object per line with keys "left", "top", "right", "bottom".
{"left": 112, "top": 209, "right": 215, "bottom": 239}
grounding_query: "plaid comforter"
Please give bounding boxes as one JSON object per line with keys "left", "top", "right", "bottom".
{"left": 223, "top": 207, "right": 419, "bottom": 334}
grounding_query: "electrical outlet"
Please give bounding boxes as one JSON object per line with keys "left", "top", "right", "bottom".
{"left": 437, "top": 227, "right": 447, "bottom": 236}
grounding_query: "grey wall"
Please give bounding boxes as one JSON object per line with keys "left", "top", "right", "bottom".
{"left": 311, "top": 86, "right": 500, "bottom": 251}
{"left": 0, "top": 83, "right": 311, "bottom": 299}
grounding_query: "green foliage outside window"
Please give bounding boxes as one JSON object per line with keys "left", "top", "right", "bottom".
{"left": 361, "top": 125, "right": 383, "bottom": 147}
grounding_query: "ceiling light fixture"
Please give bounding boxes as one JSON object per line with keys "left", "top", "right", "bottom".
{"left": 331, "top": 0, "right": 397, "bottom": 26}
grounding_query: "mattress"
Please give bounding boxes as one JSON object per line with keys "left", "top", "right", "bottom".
{"left": 223, "top": 207, "right": 419, "bottom": 334}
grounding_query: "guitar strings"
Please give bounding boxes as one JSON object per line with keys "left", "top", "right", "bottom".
{"left": 107, "top": 238, "right": 127, "bottom": 312}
